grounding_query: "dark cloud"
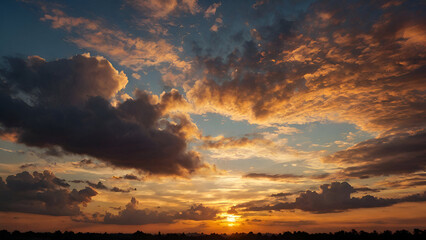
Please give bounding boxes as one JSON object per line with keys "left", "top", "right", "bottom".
{"left": 0, "top": 54, "right": 204, "bottom": 176}
{"left": 70, "top": 180, "right": 86, "bottom": 184}
{"left": 72, "top": 159, "right": 106, "bottom": 169}
{"left": 123, "top": 174, "right": 141, "bottom": 181}
{"left": 86, "top": 181, "right": 108, "bottom": 190}
{"left": 19, "top": 163, "right": 37, "bottom": 169}
{"left": 0, "top": 171, "right": 97, "bottom": 216}
{"left": 175, "top": 204, "right": 219, "bottom": 221}
{"left": 72, "top": 179, "right": 135, "bottom": 193}
{"left": 242, "top": 182, "right": 426, "bottom": 213}
{"left": 0, "top": 54, "right": 127, "bottom": 106}
{"left": 101, "top": 197, "right": 218, "bottom": 225}
{"left": 110, "top": 187, "right": 136, "bottom": 193}
{"left": 270, "top": 192, "right": 296, "bottom": 198}
{"left": 103, "top": 197, "right": 175, "bottom": 225}
{"left": 325, "top": 131, "right": 426, "bottom": 178}
{"left": 378, "top": 173, "right": 426, "bottom": 189}
{"left": 112, "top": 174, "right": 142, "bottom": 181}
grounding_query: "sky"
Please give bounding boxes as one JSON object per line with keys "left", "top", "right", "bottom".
{"left": 0, "top": 0, "right": 425, "bottom": 234}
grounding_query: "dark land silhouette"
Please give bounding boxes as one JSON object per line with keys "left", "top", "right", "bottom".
{"left": 1, "top": 229, "right": 425, "bottom": 240}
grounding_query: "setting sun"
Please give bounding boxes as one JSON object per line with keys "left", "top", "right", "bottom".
{"left": 218, "top": 213, "right": 241, "bottom": 227}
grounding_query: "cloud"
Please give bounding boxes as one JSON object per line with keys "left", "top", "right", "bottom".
{"left": 201, "top": 135, "right": 272, "bottom": 149}
{"left": 186, "top": 0, "right": 425, "bottom": 133}
{"left": 243, "top": 172, "right": 330, "bottom": 182}
{"left": 184, "top": 0, "right": 426, "bottom": 179}
{"left": 1, "top": 54, "right": 127, "bottom": 105}
{"left": 242, "top": 182, "right": 426, "bottom": 213}
{"left": 324, "top": 131, "right": 426, "bottom": 178}
{"left": 110, "top": 187, "right": 136, "bottom": 193}
{"left": 204, "top": 2, "right": 221, "bottom": 18}
{"left": 175, "top": 204, "right": 219, "bottom": 221}
{"left": 112, "top": 174, "right": 142, "bottom": 181}
{"left": 72, "top": 159, "right": 107, "bottom": 169}
{"left": 270, "top": 192, "right": 296, "bottom": 198}
{"left": 0, "top": 54, "right": 204, "bottom": 176}
{"left": 0, "top": 171, "right": 97, "bottom": 216}
{"left": 86, "top": 181, "right": 108, "bottom": 190}
{"left": 127, "top": 0, "right": 200, "bottom": 19}
{"left": 200, "top": 134, "right": 315, "bottom": 163}
{"left": 72, "top": 179, "right": 136, "bottom": 193}
{"left": 377, "top": 173, "right": 426, "bottom": 189}
{"left": 40, "top": 8, "right": 189, "bottom": 73}
{"left": 131, "top": 73, "right": 141, "bottom": 80}
{"left": 244, "top": 173, "right": 303, "bottom": 181}
{"left": 101, "top": 197, "right": 218, "bottom": 225}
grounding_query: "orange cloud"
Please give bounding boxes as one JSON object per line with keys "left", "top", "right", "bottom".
{"left": 41, "top": 8, "right": 190, "bottom": 73}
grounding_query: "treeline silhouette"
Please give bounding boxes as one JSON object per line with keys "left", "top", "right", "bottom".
{"left": 1, "top": 229, "right": 425, "bottom": 240}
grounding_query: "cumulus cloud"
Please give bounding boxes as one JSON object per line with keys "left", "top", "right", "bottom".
{"left": 0, "top": 54, "right": 204, "bottom": 176}
{"left": 1, "top": 54, "right": 127, "bottom": 105}
{"left": 0, "top": 171, "right": 97, "bottom": 216}
{"left": 242, "top": 182, "right": 426, "bottom": 213}
{"left": 101, "top": 197, "right": 218, "bottom": 225}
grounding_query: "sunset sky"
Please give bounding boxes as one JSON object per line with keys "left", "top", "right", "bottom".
{"left": 0, "top": 0, "right": 425, "bottom": 234}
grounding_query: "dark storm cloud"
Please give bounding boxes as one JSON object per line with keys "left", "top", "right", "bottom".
{"left": 325, "top": 131, "right": 426, "bottom": 178}
{"left": 101, "top": 197, "right": 219, "bottom": 225}
{"left": 242, "top": 182, "right": 426, "bottom": 213}
{"left": 0, "top": 171, "right": 97, "bottom": 216}
{"left": 0, "top": 54, "right": 204, "bottom": 176}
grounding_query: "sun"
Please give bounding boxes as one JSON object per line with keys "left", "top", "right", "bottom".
{"left": 219, "top": 213, "right": 241, "bottom": 227}
{"left": 226, "top": 215, "right": 237, "bottom": 223}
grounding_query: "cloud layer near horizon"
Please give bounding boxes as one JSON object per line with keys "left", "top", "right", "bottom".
{"left": 237, "top": 182, "right": 426, "bottom": 214}
{"left": 0, "top": 171, "right": 97, "bottom": 216}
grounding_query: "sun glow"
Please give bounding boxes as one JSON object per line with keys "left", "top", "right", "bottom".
{"left": 219, "top": 213, "right": 241, "bottom": 227}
